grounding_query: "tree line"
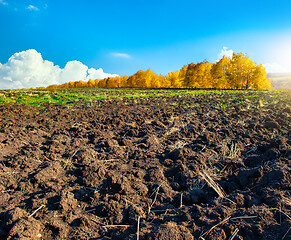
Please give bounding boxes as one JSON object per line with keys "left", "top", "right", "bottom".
{"left": 45, "top": 52, "right": 271, "bottom": 90}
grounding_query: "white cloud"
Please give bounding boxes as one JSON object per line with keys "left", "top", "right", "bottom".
{"left": 27, "top": 5, "right": 39, "bottom": 11}
{"left": 86, "top": 67, "right": 118, "bottom": 80}
{"left": 0, "top": 0, "right": 8, "bottom": 6}
{"left": 217, "top": 46, "right": 233, "bottom": 60}
{"left": 112, "top": 52, "right": 131, "bottom": 59}
{"left": 0, "top": 49, "right": 118, "bottom": 89}
{"left": 263, "top": 63, "right": 288, "bottom": 73}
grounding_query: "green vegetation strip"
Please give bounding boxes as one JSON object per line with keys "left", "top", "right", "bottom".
{"left": 0, "top": 88, "right": 286, "bottom": 106}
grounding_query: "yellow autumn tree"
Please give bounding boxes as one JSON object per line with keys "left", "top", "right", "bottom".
{"left": 105, "top": 77, "right": 119, "bottom": 88}
{"left": 119, "top": 76, "right": 129, "bottom": 87}
{"left": 149, "top": 71, "right": 160, "bottom": 88}
{"left": 94, "top": 79, "right": 100, "bottom": 87}
{"left": 210, "top": 56, "right": 231, "bottom": 89}
{"left": 167, "top": 70, "right": 180, "bottom": 88}
{"left": 202, "top": 62, "right": 213, "bottom": 88}
{"left": 97, "top": 79, "right": 106, "bottom": 88}
{"left": 178, "top": 65, "right": 187, "bottom": 88}
{"left": 249, "top": 64, "right": 271, "bottom": 90}
{"left": 227, "top": 53, "right": 257, "bottom": 89}
{"left": 87, "top": 79, "right": 96, "bottom": 88}
{"left": 159, "top": 74, "right": 170, "bottom": 88}
{"left": 183, "top": 61, "right": 212, "bottom": 88}
{"left": 127, "top": 69, "right": 160, "bottom": 88}
{"left": 183, "top": 63, "right": 196, "bottom": 87}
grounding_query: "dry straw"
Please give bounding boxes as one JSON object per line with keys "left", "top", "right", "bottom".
{"left": 228, "top": 228, "right": 239, "bottom": 240}
{"left": 136, "top": 216, "right": 141, "bottom": 240}
{"left": 199, "top": 170, "right": 226, "bottom": 198}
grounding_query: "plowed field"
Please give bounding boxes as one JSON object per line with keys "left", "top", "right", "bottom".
{"left": 0, "top": 89, "right": 290, "bottom": 239}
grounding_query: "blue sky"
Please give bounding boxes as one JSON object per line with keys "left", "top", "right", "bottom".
{"left": 0, "top": 0, "right": 291, "bottom": 88}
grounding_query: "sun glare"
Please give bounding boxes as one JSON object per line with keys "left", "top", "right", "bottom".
{"left": 270, "top": 36, "right": 291, "bottom": 72}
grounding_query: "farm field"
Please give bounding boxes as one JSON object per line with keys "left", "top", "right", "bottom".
{"left": 0, "top": 89, "right": 290, "bottom": 239}
{"left": 268, "top": 73, "right": 291, "bottom": 90}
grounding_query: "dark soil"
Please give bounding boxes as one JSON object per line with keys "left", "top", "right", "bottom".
{"left": 0, "top": 91, "right": 290, "bottom": 239}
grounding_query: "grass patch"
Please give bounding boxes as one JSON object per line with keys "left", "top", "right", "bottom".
{"left": 0, "top": 88, "right": 289, "bottom": 107}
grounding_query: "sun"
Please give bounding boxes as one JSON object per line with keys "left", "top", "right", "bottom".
{"left": 270, "top": 36, "right": 291, "bottom": 72}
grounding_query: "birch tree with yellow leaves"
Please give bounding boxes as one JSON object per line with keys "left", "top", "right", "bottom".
{"left": 210, "top": 56, "right": 231, "bottom": 89}
{"left": 227, "top": 53, "right": 258, "bottom": 89}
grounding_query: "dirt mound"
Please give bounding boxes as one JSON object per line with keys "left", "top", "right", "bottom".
{"left": 0, "top": 91, "right": 290, "bottom": 239}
